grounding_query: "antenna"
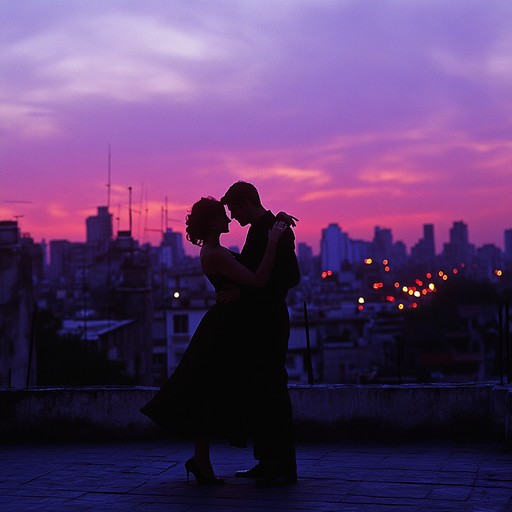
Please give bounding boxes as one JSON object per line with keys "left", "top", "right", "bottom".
{"left": 107, "top": 144, "right": 111, "bottom": 212}
{"left": 165, "top": 196, "right": 169, "bottom": 231}
{"left": 128, "top": 186, "right": 133, "bottom": 235}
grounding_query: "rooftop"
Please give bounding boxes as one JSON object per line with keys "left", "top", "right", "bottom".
{"left": 1, "top": 439, "right": 511, "bottom": 511}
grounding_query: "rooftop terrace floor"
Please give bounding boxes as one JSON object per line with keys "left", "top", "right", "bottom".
{"left": 0, "top": 439, "right": 511, "bottom": 511}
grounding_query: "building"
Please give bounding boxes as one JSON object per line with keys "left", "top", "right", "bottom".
{"left": 86, "top": 206, "right": 112, "bottom": 251}
{"left": 0, "top": 221, "right": 36, "bottom": 387}
{"left": 159, "top": 228, "right": 185, "bottom": 269}
{"left": 443, "top": 221, "right": 475, "bottom": 268}
{"left": 411, "top": 224, "right": 436, "bottom": 267}
{"left": 320, "top": 223, "right": 351, "bottom": 273}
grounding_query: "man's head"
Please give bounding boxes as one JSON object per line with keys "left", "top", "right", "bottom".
{"left": 221, "top": 181, "right": 264, "bottom": 226}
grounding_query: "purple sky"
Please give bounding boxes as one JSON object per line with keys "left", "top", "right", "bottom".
{"left": 1, "top": 0, "right": 511, "bottom": 255}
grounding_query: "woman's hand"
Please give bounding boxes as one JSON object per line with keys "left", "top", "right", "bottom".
{"left": 276, "top": 211, "right": 298, "bottom": 227}
{"left": 268, "top": 220, "right": 288, "bottom": 243}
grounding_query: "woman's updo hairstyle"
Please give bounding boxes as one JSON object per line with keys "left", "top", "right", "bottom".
{"left": 185, "top": 197, "right": 226, "bottom": 246}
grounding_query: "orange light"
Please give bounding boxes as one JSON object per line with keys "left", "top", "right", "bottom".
{"left": 438, "top": 271, "right": 444, "bottom": 277}
{"left": 398, "top": 303, "right": 405, "bottom": 310}
{"left": 373, "top": 282, "right": 384, "bottom": 289}
{"left": 384, "top": 266, "right": 390, "bottom": 272}
{"left": 382, "top": 259, "right": 388, "bottom": 265}
{"left": 442, "top": 274, "right": 448, "bottom": 281}
{"left": 364, "top": 258, "right": 373, "bottom": 265}
{"left": 321, "top": 271, "right": 327, "bottom": 279}
{"left": 496, "top": 269, "right": 503, "bottom": 277}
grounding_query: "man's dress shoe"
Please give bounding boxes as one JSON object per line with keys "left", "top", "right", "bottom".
{"left": 234, "top": 464, "right": 268, "bottom": 479}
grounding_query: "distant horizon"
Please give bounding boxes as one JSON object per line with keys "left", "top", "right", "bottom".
{"left": 8, "top": 206, "right": 511, "bottom": 259}
{"left": 2, "top": 1, "right": 511, "bottom": 255}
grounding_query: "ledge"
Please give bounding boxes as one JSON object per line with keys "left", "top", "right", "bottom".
{"left": 1, "top": 383, "right": 511, "bottom": 444}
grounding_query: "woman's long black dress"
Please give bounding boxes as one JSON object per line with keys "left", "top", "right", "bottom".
{"left": 140, "top": 275, "right": 248, "bottom": 444}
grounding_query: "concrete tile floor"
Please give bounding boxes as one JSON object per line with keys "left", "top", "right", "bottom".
{"left": 0, "top": 440, "right": 511, "bottom": 511}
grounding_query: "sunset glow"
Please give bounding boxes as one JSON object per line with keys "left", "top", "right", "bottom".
{"left": 1, "top": 1, "right": 511, "bottom": 254}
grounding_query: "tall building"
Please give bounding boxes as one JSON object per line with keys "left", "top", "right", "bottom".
{"left": 320, "top": 223, "right": 351, "bottom": 273}
{"left": 372, "top": 226, "right": 393, "bottom": 263}
{"left": 443, "top": 221, "right": 474, "bottom": 267}
{"left": 411, "top": 224, "right": 436, "bottom": 266}
{"left": 86, "top": 206, "right": 112, "bottom": 250}
{"left": 159, "top": 228, "right": 185, "bottom": 269}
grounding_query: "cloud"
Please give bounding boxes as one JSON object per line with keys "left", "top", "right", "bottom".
{"left": 358, "top": 169, "right": 431, "bottom": 185}
{"left": 48, "top": 204, "right": 69, "bottom": 219}
{"left": 236, "top": 165, "right": 331, "bottom": 185}
{"left": 299, "top": 187, "right": 382, "bottom": 202}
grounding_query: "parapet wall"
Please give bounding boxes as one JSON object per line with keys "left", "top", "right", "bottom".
{"left": 1, "top": 383, "right": 511, "bottom": 444}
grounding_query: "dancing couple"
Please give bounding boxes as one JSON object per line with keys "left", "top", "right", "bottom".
{"left": 141, "top": 181, "right": 300, "bottom": 487}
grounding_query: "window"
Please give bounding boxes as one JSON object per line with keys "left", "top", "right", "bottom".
{"left": 173, "top": 314, "right": 189, "bottom": 334}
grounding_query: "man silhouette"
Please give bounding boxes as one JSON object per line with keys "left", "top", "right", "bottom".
{"left": 221, "top": 181, "right": 300, "bottom": 486}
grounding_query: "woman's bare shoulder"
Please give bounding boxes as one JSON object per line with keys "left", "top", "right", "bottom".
{"left": 201, "top": 245, "right": 234, "bottom": 273}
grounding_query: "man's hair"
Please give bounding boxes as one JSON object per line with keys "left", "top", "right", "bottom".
{"left": 221, "top": 181, "right": 262, "bottom": 208}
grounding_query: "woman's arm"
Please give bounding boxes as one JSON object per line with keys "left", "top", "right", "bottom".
{"left": 205, "top": 221, "right": 286, "bottom": 287}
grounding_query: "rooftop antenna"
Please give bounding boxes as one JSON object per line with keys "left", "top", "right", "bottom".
{"left": 165, "top": 196, "right": 169, "bottom": 231}
{"left": 128, "top": 186, "right": 133, "bottom": 234}
{"left": 107, "top": 144, "right": 112, "bottom": 212}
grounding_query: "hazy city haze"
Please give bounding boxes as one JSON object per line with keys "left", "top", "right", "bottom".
{"left": 1, "top": 0, "right": 511, "bottom": 254}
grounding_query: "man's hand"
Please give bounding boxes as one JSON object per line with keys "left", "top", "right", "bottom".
{"left": 216, "top": 284, "right": 241, "bottom": 303}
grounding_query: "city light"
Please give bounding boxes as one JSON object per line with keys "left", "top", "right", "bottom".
{"left": 173, "top": 291, "right": 180, "bottom": 299}
{"left": 364, "top": 258, "right": 373, "bottom": 265}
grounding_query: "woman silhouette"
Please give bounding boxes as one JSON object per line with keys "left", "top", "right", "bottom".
{"left": 140, "top": 197, "right": 287, "bottom": 485}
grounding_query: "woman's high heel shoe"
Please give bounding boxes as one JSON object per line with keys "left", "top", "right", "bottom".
{"left": 185, "top": 458, "right": 225, "bottom": 485}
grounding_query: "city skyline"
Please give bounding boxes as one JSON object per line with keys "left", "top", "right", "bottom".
{"left": 9, "top": 205, "right": 511, "bottom": 260}
{"left": 1, "top": 1, "right": 512, "bottom": 254}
